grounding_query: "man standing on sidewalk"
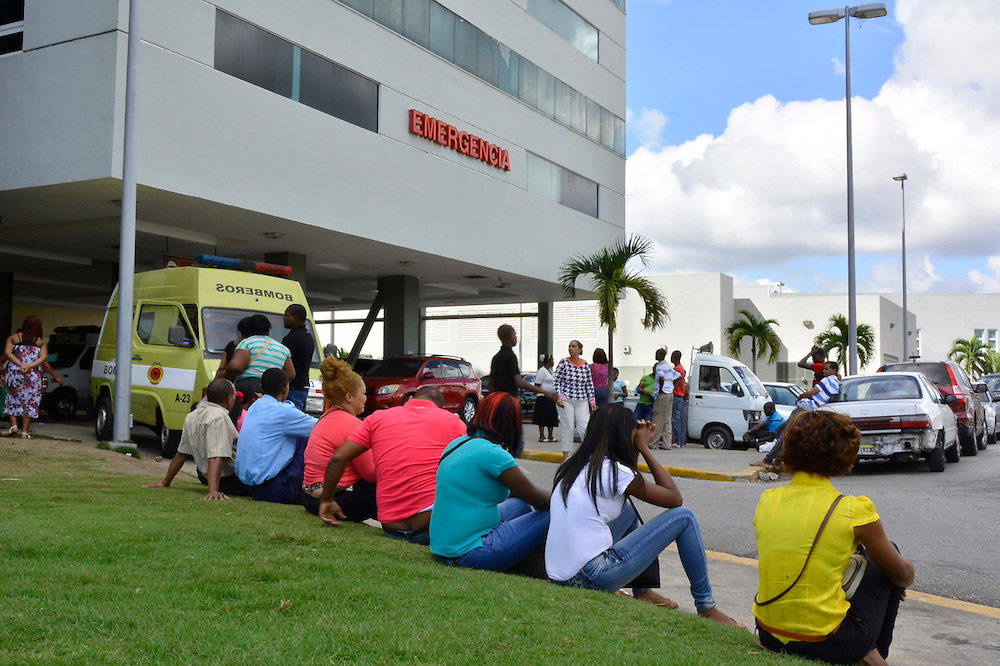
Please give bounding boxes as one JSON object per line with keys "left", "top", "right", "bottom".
{"left": 490, "top": 324, "right": 554, "bottom": 455}
{"left": 670, "top": 350, "right": 687, "bottom": 448}
{"left": 282, "top": 304, "right": 315, "bottom": 412}
{"left": 651, "top": 348, "right": 680, "bottom": 450}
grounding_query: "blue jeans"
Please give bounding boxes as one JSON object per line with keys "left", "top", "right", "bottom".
{"left": 437, "top": 498, "right": 550, "bottom": 571}
{"left": 560, "top": 503, "right": 716, "bottom": 612}
{"left": 287, "top": 388, "right": 308, "bottom": 412}
{"left": 672, "top": 397, "right": 687, "bottom": 445}
{"left": 634, "top": 402, "right": 653, "bottom": 422}
{"left": 248, "top": 436, "right": 308, "bottom": 505}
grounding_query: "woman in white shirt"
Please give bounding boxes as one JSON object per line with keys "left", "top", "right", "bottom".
{"left": 545, "top": 403, "right": 743, "bottom": 627}
{"left": 531, "top": 354, "right": 558, "bottom": 442}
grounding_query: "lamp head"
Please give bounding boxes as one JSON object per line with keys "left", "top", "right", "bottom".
{"left": 893, "top": 174, "right": 908, "bottom": 182}
{"left": 808, "top": 8, "right": 846, "bottom": 24}
{"left": 849, "top": 3, "right": 888, "bottom": 19}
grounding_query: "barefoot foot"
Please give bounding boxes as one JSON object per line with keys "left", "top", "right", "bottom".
{"left": 634, "top": 590, "right": 680, "bottom": 609}
{"left": 698, "top": 607, "right": 746, "bottom": 629}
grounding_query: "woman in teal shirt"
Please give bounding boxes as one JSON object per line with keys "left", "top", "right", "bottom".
{"left": 430, "top": 392, "right": 550, "bottom": 571}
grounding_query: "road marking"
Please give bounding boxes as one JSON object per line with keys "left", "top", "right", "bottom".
{"left": 520, "top": 449, "right": 761, "bottom": 482}
{"left": 665, "top": 545, "right": 1000, "bottom": 619}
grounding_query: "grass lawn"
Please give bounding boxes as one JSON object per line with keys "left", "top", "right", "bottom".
{"left": 0, "top": 437, "right": 805, "bottom": 665}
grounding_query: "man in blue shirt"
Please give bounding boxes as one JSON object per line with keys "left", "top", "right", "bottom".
{"left": 235, "top": 367, "right": 317, "bottom": 504}
{"left": 743, "top": 402, "right": 785, "bottom": 447}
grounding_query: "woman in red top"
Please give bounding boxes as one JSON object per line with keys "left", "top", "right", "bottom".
{"left": 591, "top": 348, "right": 610, "bottom": 408}
{"left": 300, "top": 357, "right": 376, "bottom": 521}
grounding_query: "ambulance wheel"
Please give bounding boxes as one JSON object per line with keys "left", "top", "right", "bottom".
{"left": 157, "top": 413, "right": 181, "bottom": 458}
{"left": 95, "top": 396, "right": 114, "bottom": 442}
{"left": 48, "top": 388, "right": 78, "bottom": 420}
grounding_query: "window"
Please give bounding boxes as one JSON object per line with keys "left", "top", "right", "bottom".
{"left": 0, "top": 0, "right": 24, "bottom": 57}
{"left": 699, "top": 366, "right": 738, "bottom": 393}
{"left": 498, "top": 45, "right": 518, "bottom": 97}
{"left": 914, "top": 329, "right": 921, "bottom": 359}
{"left": 299, "top": 49, "right": 379, "bottom": 132}
{"left": 989, "top": 329, "right": 997, "bottom": 351}
{"left": 975, "top": 328, "right": 984, "bottom": 343}
{"left": 422, "top": 359, "right": 442, "bottom": 378}
{"left": 528, "top": 153, "right": 599, "bottom": 218}
{"left": 214, "top": 12, "right": 294, "bottom": 97}
{"left": 527, "top": 0, "right": 598, "bottom": 62}
{"left": 373, "top": 0, "right": 403, "bottom": 33}
{"left": 137, "top": 305, "right": 192, "bottom": 347}
{"left": 402, "top": 0, "right": 430, "bottom": 49}
{"left": 429, "top": 3, "right": 454, "bottom": 61}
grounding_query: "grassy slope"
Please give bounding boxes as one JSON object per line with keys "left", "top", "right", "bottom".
{"left": 0, "top": 438, "right": 804, "bottom": 665}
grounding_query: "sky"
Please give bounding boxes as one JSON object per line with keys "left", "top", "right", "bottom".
{"left": 623, "top": 0, "right": 1000, "bottom": 295}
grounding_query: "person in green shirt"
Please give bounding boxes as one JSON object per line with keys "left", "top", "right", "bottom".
{"left": 634, "top": 363, "right": 657, "bottom": 421}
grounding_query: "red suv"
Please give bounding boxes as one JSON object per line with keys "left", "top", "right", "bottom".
{"left": 362, "top": 355, "right": 482, "bottom": 423}
{"left": 879, "top": 361, "right": 986, "bottom": 456}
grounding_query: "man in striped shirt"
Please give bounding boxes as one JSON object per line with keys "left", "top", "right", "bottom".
{"left": 753, "top": 361, "right": 841, "bottom": 469}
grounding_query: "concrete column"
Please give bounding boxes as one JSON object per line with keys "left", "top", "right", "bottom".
{"left": 380, "top": 275, "right": 420, "bottom": 356}
{"left": 264, "top": 252, "right": 307, "bottom": 291}
{"left": 537, "top": 301, "right": 553, "bottom": 365}
{"left": 0, "top": 272, "right": 12, "bottom": 337}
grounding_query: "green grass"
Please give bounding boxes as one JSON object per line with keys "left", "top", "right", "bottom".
{"left": 0, "top": 439, "right": 806, "bottom": 665}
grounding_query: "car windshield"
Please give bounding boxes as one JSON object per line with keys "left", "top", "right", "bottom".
{"left": 46, "top": 343, "right": 86, "bottom": 368}
{"left": 366, "top": 358, "right": 424, "bottom": 377}
{"left": 766, "top": 386, "right": 800, "bottom": 407}
{"left": 985, "top": 376, "right": 1000, "bottom": 393}
{"left": 733, "top": 366, "right": 766, "bottom": 397}
{"left": 835, "top": 376, "right": 922, "bottom": 402}
{"left": 883, "top": 363, "right": 950, "bottom": 386}
{"left": 201, "top": 307, "right": 320, "bottom": 364}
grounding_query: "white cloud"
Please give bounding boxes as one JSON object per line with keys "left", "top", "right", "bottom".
{"left": 626, "top": 107, "right": 669, "bottom": 150}
{"left": 862, "top": 254, "right": 942, "bottom": 293}
{"left": 968, "top": 256, "right": 1000, "bottom": 292}
{"left": 832, "top": 57, "right": 846, "bottom": 77}
{"left": 625, "top": 0, "right": 1000, "bottom": 291}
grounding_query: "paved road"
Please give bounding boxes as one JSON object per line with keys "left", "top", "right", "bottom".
{"left": 517, "top": 444, "right": 1000, "bottom": 608}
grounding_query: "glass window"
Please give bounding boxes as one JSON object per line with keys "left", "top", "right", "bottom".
{"left": 989, "top": 329, "right": 997, "bottom": 350}
{"left": 560, "top": 169, "right": 598, "bottom": 218}
{"left": 47, "top": 344, "right": 86, "bottom": 369}
{"left": 214, "top": 12, "right": 294, "bottom": 98}
{"left": 600, "top": 106, "right": 615, "bottom": 149}
{"left": 614, "top": 115, "right": 626, "bottom": 155}
{"left": 569, "top": 87, "right": 587, "bottom": 133}
{"left": 527, "top": 0, "right": 598, "bottom": 62}
{"left": 341, "top": 0, "right": 373, "bottom": 17}
{"left": 402, "top": 0, "right": 430, "bottom": 49}
{"left": 429, "top": 3, "right": 455, "bottom": 62}
{"left": 299, "top": 49, "right": 333, "bottom": 114}
{"left": 422, "top": 359, "right": 442, "bottom": 378}
{"left": 585, "top": 98, "right": 601, "bottom": 142}
{"left": 298, "top": 47, "right": 378, "bottom": 132}
{"left": 373, "top": 0, "right": 403, "bottom": 33}
{"left": 136, "top": 305, "right": 192, "bottom": 347}
{"left": 0, "top": 31, "right": 22, "bottom": 56}
{"left": 80, "top": 347, "right": 96, "bottom": 372}
{"left": 476, "top": 30, "right": 499, "bottom": 87}
{"left": 536, "top": 68, "right": 555, "bottom": 117}
{"left": 0, "top": 0, "right": 24, "bottom": 25}
{"left": 975, "top": 328, "right": 984, "bottom": 342}
{"left": 454, "top": 17, "right": 477, "bottom": 74}
{"left": 527, "top": 153, "right": 559, "bottom": 202}
{"left": 554, "top": 79, "right": 571, "bottom": 126}
{"left": 699, "top": 366, "right": 738, "bottom": 393}
{"left": 498, "top": 44, "right": 518, "bottom": 97}
{"left": 518, "top": 56, "right": 538, "bottom": 108}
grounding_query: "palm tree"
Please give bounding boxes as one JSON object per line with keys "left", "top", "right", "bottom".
{"left": 814, "top": 314, "right": 876, "bottom": 370}
{"left": 558, "top": 235, "right": 668, "bottom": 370}
{"left": 982, "top": 349, "right": 1000, "bottom": 375}
{"left": 724, "top": 310, "right": 781, "bottom": 373}
{"left": 949, "top": 335, "right": 988, "bottom": 379}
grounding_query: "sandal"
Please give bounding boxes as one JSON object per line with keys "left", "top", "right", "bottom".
{"left": 4, "top": 426, "right": 18, "bottom": 436}
{"left": 20, "top": 433, "right": 31, "bottom": 439}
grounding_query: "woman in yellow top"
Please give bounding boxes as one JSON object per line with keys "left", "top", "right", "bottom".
{"left": 753, "top": 411, "right": 914, "bottom": 666}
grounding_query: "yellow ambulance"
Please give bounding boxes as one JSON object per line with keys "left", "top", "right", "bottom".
{"left": 91, "top": 258, "right": 324, "bottom": 455}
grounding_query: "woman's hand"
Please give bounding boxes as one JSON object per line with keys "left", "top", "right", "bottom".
{"left": 319, "top": 499, "right": 348, "bottom": 526}
{"left": 633, "top": 419, "right": 655, "bottom": 452}
{"left": 556, "top": 397, "right": 563, "bottom": 408}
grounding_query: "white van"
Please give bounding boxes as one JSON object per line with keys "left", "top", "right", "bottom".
{"left": 686, "top": 352, "right": 769, "bottom": 449}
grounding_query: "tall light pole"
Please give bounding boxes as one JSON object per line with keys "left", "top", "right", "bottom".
{"left": 809, "top": 3, "right": 888, "bottom": 375}
{"left": 894, "top": 173, "right": 908, "bottom": 360}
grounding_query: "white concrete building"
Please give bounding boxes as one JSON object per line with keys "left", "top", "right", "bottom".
{"left": 0, "top": 0, "right": 626, "bottom": 356}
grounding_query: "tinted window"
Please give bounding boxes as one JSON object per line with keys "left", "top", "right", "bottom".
{"left": 839, "top": 376, "right": 921, "bottom": 402}
{"left": 341, "top": 0, "right": 373, "bottom": 17}
{"left": 883, "top": 363, "right": 950, "bottom": 386}
{"left": 767, "top": 386, "right": 798, "bottom": 407}
{"left": 498, "top": 45, "right": 518, "bottom": 96}
{"left": 527, "top": 0, "right": 598, "bottom": 62}
{"left": 214, "top": 12, "right": 294, "bottom": 97}
{"left": 367, "top": 358, "right": 424, "bottom": 377}
{"left": 985, "top": 376, "right": 1000, "bottom": 392}
{"left": 0, "top": 31, "right": 22, "bottom": 55}
{"left": 560, "top": 168, "right": 598, "bottom": 217}
{"left": 476, "top": 31, "right": 499, "bottom": 86}
{"left": 423, "top": 359, "right": 442, "bottom": 378}
{"left": 536, "top": 68, "right": 555, "bottom": 117}
{"left": 518, "top": 57, "right": 538, "bottom": 107}
{"left": 47, "top": 344, "right": 86, "bottom": 369}
{"left": 373, "top": 0, "right": 403, "bottom": 32}
{"left": 402, "top": 0, "right": 430, "bottom": 48}
{"left": 429, "top": 3, "right": 455, "bottom": 61}
{"left": 454, "top": 17, "right": 477, "bottom": 74}
{"left": 79, "top": 347, "right": 96, "bottom": 371}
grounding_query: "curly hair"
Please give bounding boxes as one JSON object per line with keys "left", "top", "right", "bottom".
{"left": 320, "top": 357, "right": 363, "bottom": 405}
{"left": 782, "top": 410, "right": 860, "bottom": 477}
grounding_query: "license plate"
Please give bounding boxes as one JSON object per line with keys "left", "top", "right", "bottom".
{"left": 859, "top": 444, "right": 879, "bottom": 455}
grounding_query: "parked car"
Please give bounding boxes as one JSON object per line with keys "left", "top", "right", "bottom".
{"left": 879, "top": 361, "right": 986, "bottom": 456}
{"left": 41, "top": 326, "right": 99, "bottom": 420}
{"left": 352, "top": 357, "right": 380, "bottom": 376}
{"left": 824, "top": 372, "right": 959, "bottom": 472}
{"left": 762, "top": 381, "right": 804, "bottom": 420}
{"left": 686, "top": 352, "right": 769, "bottom": 450}
{"left": 974, "top": 383, "right": 999, "bottom": 445}
{"left": 481, "top": 372, "right": 537, "bottom": 417}
{"left": 363, "top": 355, "right": 482, "bottom": 423}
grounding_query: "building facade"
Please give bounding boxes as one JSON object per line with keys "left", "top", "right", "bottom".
{"left": 0, "top": 0, "right": 626, "bottom": 355}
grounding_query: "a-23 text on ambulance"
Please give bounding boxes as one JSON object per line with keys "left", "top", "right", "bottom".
{"left": 90, "top": 265, "right": 323, "bottom": 456}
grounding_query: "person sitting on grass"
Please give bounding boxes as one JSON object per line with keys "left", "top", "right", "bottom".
{"left": 300, "top": 357, "right": 376, "bottom": 522}
{"left": 235, "top": 367, "right": 317, "bottom": 504}
{"left": 743, "top": 402, "right": 784, "bottom": 447}
{"left": 319, "top": 386, "right": 467, "bottom": 545}
{"left": 145, "top": 378, "right": 248, "bottom": 500}
{"left": 430, "top": 392, "right": 550, "bottom": 572}
{"left": 754, "top": 410, "right": 914, "bottom": 665}
{"left": 545, "top": 403, "right": 744, "bottom": 627}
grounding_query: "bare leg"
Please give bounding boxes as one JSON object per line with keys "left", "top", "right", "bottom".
{"left": 860, "top": 648, "right": 888, "bottom": 666}
{"left": 634, "top": 589, "right": 679, "bottom": 609}
{"left": 537, "top": 426, "right": 545, "bottom": 441}
{"left": 562, "top": 451, "right": 570, "bottom": 461}
{"left": 698, "top": 606, "right": 745, "bottom": 629}
{"left": 22, "top": 416, "right": 32, "bottom": 436}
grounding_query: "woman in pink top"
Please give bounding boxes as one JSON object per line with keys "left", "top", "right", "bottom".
{"left": 591, "top": 348, "right": 610, "bottom": 408}
{"left": 301, "top": 357, "right": 376, "bottom": 521}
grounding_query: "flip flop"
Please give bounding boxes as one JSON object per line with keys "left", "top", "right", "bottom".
{"left": 20, "top": 433, "right": 31, "bottom": 439}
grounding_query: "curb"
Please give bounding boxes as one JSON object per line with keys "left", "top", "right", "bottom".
{"left": 520, "top": 449, "right": 763, "bottom": 483}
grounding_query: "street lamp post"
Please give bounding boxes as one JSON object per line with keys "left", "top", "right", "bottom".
{"left": 894, "top": 173, "right": 908, "bottom": 360}
{"left": 809, "top": 3, "right": 888, "bottom": 375}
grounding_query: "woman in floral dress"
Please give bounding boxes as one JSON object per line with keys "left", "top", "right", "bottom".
{"left": 4, "top": 316, "right": 47, "bottom": 439}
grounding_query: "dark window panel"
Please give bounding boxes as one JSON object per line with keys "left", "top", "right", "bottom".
{"left": 214, "top": 11, "right": 242, "bottom": 77}
{"left": 614, "top": 115, "right": 626, "bottom": 155}
{"left": 600, "top": 106, "right": 614, "bottom": 149}
{"left": 329, "top": 61, "right": 379, "bottom": 132}
{"left": 299, "top": 49, "right": 333, "bottom": 115}
{"left": 402, "top": 0, "right": 430, "bottom": 49}
{"left": 429, "top": 2, "right": 454, "bottom": 62}
{"left": 454, "top": 16, "right": 477, "bottom": 74}
{"left": 341, "top": 0, "right": 373, "bottom": 18}
{"left": 0, "top": 0, "right": 24, "bottom": 25}
{"left": 561, "top": 169, "right": 598, "bottom": 218}
{"left": 215, "top": 12, "right": 293, "bottom": 98}
{"left": 585, "top": 98, "right": 601, "bottom": 142}
{"left": 518, "top": 56, "right": 537, "bottom": 108}
{"left": 476, "top": 30, "right": 499, "bottom": 87}
{"left": 373, "top": 0, "right": 403, "bottom": 33}
{"left": 569, "top": 87, "right": 586, "bottom": 133}
{"left": 498, "top": 44, "right": 518, "bottom": 97}
{"left": 554, "top": 79, "right": 571, "bottom": 126}
{"left": 536, "top": 68, "right": 555, "bottom": 117}
{"left": 0, "top": 31, "right": 21, "bottom": 55}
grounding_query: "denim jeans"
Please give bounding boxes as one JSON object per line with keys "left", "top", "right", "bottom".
{"left": 560, "top": 502, "right": 716, "bottom": 612}
{"left": 287, "top": 388, "right": 308, "bottom": 412}
{"left": 634, "top": 402, "right": 654, "bottom": 422}
{"left": 438, "top": 498, "right": 550, "bottom": 572}
{"left": 671, "top": 397, "right": 687, "bottom": 445}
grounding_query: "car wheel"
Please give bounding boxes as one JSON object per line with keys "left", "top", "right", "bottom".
{"left": 945, "top": 434, "right": 961, "bottom": 463}
{"left": 48, "top": 388, "right": 78, "bottom": 420}
{"left": 702, "top": 425, "right": 733, "bottom": 450}
{"left": 988, "top": 428, "right": 996, "bottom": 446}
{"left": 926, "top": 431, "right": 946, "bottom": 472}
{"left": 95, "top": 395, "right": 114, "bottom": 441}
{"left": 460, "top": 396, "right": 477, "bottom": 424}
{"left": 157, "top": 412, "right": 181, "bottom": 458}
{"left": 976, "top": 421, "right": 988, "bottom": 450}
{"left": 959, "top": 427, "right": 978, "bottom": 457}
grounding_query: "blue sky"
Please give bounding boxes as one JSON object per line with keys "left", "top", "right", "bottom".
{"left": 620, "top": 0, "right": 1000, "bottom": 295}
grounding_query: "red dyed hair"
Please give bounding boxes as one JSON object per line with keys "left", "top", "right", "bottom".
{"left": 19, "top": 316, "right": 43, "bottom": 346}
{"left": 469, "top": 391, "right": 522, "bottom": 452}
